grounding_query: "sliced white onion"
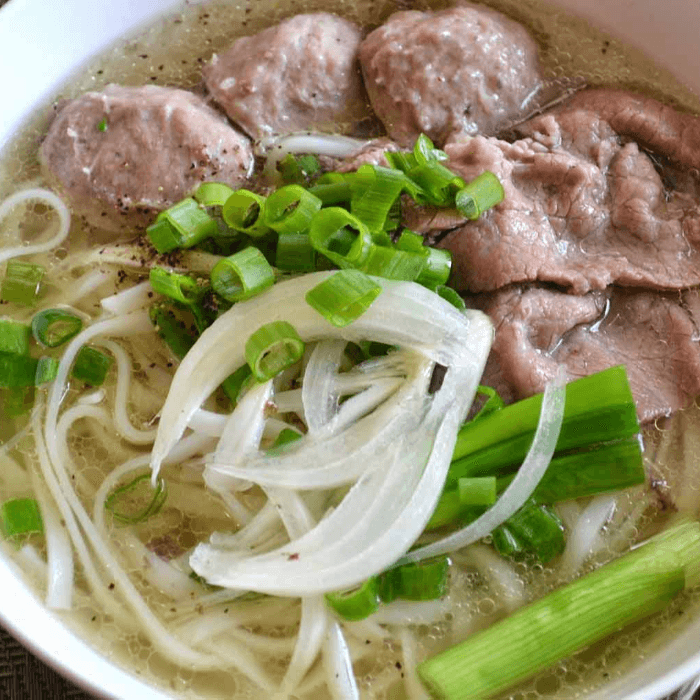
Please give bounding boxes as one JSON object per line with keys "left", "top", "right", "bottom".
{"left": 151, "top": 274, "right": 489, "bottom": 477}
{"left": 399, "top": 366, "right": 566, "bottom": 565}
{"left": 301, "top": 339, "right": 346, "bottom": 434}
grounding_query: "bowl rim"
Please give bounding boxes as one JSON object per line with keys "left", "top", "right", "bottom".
{"left": 1, "top": 0, "right": 700, "bottom": 697}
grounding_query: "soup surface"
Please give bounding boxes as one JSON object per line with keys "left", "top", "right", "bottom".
{"left": 1, "top": 2, "right": 700, "bottom": 700}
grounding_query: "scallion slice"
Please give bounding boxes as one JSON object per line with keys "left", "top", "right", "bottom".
{"left": 3, "top": 386, "right": 35, "bottom": 418}
{"left": 350, "top": 164, "right": 408, "bottom": 234}
{"left": 455, "top": 171, "right": 505, "bottom": 220}
{"left": 309, "top": 175, "right": 352, "bottom": 206}
{"left": 415, "top": 247, "right": 452, "bottom": 289}
{"left": 105, "top": 473, "right": 167, "bottom": 525}
{"left": 359, "top": 245, "right": 427, "bottom": 282}
{"left": 210, "top": 247, "right": 275, "bottom": 303}
{"left": 150, "top": 306, "right": 196, "bottom": 360}
{"left": 221, "top": 364, "right": 253, "bottom": 406}
{"left": 434, "top": 285, "right": 466, "bottom": 312}
{"left": 222, "top": 189, "right": 270, "bottom": 237}
{"left": 380, "top": 556, "right": 450, "bottom": 602}
{"left": 0, "top": 319, "right": 31, "bottom": 355}
{"left": 71, "top": 346, "right": 113, "bottom": 386}
{"left": 262, "top": 185, "right": 322, "bottom": 235}
{"left": 326, "top": 578, "right": 382, "bottom": 621}
{"left": 2, "top": 261, "right": 44, "bottom": 306}
{"left": 305, "top": 270, "right": 382, "bottom": 328}
{"left": 31, "top": 309, "right": 83, "bottom": 349}
{"left": 146, "top": 218, "right": 181, "bottom": 254}
{"left": 418, "top": 520, "right": 700, "bottom": 700}
{"left": 194, "top": 182, "right": 236, "bottom": 208}
{"left": 157, "top": 198, "right": 219, "bottom": 248}
{"left": 1, "top": 498, "right": 43, "bottom": 542}
{"left": 276, "top": 233, "right": 317, "bottom": 272}
{"left": 308, "top": 208, "right": 373, "bottom": 269}
{"left": 0, "top": 353, "right": 57, "bottom": 387}
{"left": 245, "top": 320, "right": 305, "bottom": 382}
{"left": 457, "top": 477, "right": 497, "bottom": 507}
{"left": 149, "top": 267, "right": 203, "bottom": 306}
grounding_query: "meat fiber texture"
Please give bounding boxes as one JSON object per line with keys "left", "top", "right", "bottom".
{"left": 40, "top": 84, "right": 253, "bottom": 231}
{"left": 471, "top": 286, "right": 700, "bottom": 423}
{"left": 408, "top": 88, "right": 700, "bottom": 422}
{"left": 359, "top": 3, "right": 543, "bottom": 147}
{"left": 203, "top": 13, "right": 368, "bottom": 140}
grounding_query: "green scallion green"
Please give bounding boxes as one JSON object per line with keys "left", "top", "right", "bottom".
{"left": 245, "top": 320, "right": 305, "bottom": 382}
{"left": 71, "top": 346, "right": 113, "bottom": 386}
{"left": 105, "top": 473, "right": 167, "bottom": 525}
{"left": 262, "top": 185, "right": 322, "bottom": 235}
{"left": 222, "top": 189, "right": 270, "bottom": 237}
{"left": 305, "top": 270, "right": 382, "bottom": 328}
{"left": 210, "top": 247, "right": 275, "bottom": 303}
{"left": 0, "top": 319, "right": 31, "bottom": 355}
{"left": 1, "top": 498, "right": 43, "bottom": 542}
{"left": 194, "top": 182, "right": 236, "bottom": 208}
{"left": 2, "top": 261, "right": 44, "bottom": 306}
{"left": 455, "top": 171, "right": 505, "bottom": 220}
{"left": 31, "top": 309, "right": 83, "bottom": 349}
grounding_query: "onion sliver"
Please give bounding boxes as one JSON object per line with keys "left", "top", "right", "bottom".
{"left": 150, "top": 273, "right": 492, "bottom": 478}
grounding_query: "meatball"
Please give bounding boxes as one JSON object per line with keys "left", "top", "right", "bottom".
{"left": 359, "top": 3, "right": 543, "bottom": 146}
{"left": 40, "top": 84, "right": 253, "bottom": 230}
{"left": 202, "top": 13, "right": 368, "bottom": 139}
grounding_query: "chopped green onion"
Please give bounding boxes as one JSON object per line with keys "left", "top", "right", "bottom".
{"left": 449, "top": 366, "right": 639, "bottom": 483}
{"left": 31, "top": 309, "right": 83, "bottom": 349}
{"left": 414, "top": 247, "right": 452, "bottom": 288}
{"left": 455, "top": 171, "right": 505, "bottom": 220}
{"left": 262, "top": 185, "right": 322, "bottom": 235}
{"left": 359, "top": 245, "right": 427, "bottom": 282}
{"left": 471, "top": 384, "right": 505, "bottom": 422}
{"left": 221, "top": 364, "right": 253, "bottom": 406}
{"left": 417, "top": 519, "right": 700, "bottom": 700}
{"left": 350, "top": 164, "right": 408, "bottom": 234}
{"left": 505, "top": 437, "right": 646, "bottom": 505}
{"left": 492, "top": 501, "right": 565, "bottom": 563}
{"left": 267, "top": 428, "right": 303, "bottom": 455}
{"left": 396, "top": 229, "right": 426, "bottom": 254}
{"left": 0, "top": 353, "right": 57, "bottom": 387}
{"left": 305, "top": 270, "right": 382, "bottom": 328}
{"left": 1, "top": 498, "right": 43, "bottom": 542}
{"left": 35, "top": 356, "right": 59, "bottom": 385}
{"left": 2, "top": 261, "right": 44, "bottom": 306}
{"left": 157, "top": 198, "right": 219, "bottom": 249}
{"left": 71, "top": 346, "right": 113, "bottom": 386}
{"left": 245, "top": 321, "right": 305, "bottom": 382}
{"left": 413, "top": 134, "right": 449, "bottom": 165}
{"left": 457, "top": 477, "right": 497, "bottom": 507}
{"left": 97, "top": 118, "right": 108, "bottom": 132}
{"left": 407, "top": 160, "right": 465, "bottom": 207}
{"left": 277, "top": 154, "right": 321, "bottom": 184}
{"left": 380, "top": 556, "right": 450, "bottom": 602}
{"left": 146, "top": 218, "right": 181, "bottom": 254}
{"left": 308, "top": 208, "right": 373, "bottom": 269}
{"left": 149, "top": 267, "right": 203, "bottom": 306}
{"left": 2, "top": 386, "right": 35, "bottom": 418}
{"left": 0, "top": 319, "right": 31, "bottom": 355}
{"left": 222, "top": 190, "right": 270, "bottom": 237}
{"left": 194, "top": 182, "right": 236, "bottom": 208}
{"left": 434, "top": 285, "right": 466, "bottom": 312}
{"left": 210, "top": 247, "right": 275, "bottom": 303}
{"left": 150, "top": 306, "right": 196, "bottom": 360}
{"left": 326, "top": 578, "right": 382, "bottom": 621}
{"left": 105, "top": 473, "right": 167, "bottom": 525}
{"left": 309, "top": 175, "right": 353, "bottom": 206}
{"left": 276, "top": 233, "right": 317, "bottom": 272}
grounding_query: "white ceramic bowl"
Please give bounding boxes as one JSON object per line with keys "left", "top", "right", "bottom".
{"left": 0, "top": 0, "right": 699, "bottom": 698}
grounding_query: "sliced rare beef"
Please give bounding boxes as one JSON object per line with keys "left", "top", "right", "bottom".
{"left": 435, "top": 89, "right": 700, "bottom": 294}
{"left": 40, "top": 84, "right": 253, "bottom": 231}
{"left": 202, "top": 13, "right": 367, "bottom": 139}
{"left": 358, "top": 3, "right": 543, "bottom": 147}
{"left": 473, "top": 285, "right": 700, "bottom": 424}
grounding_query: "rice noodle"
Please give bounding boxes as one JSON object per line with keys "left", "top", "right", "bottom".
{"left": 323, "top": 620, "right": 360, "bottom": 700}
{"left": 399, "top": 628, "right": 431, "bottom": 700}
{"left": 464, "top": 543, "right": 525, "bottom": 613}
{"left": 559, "top": 494, "right": 617, "bottom": 576}
{"left": 101, "top": 280, "right": 154, "bottom": 315}
{"left": 0, "top": 188, "right": 70, "bottom": 264}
